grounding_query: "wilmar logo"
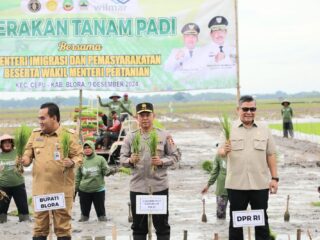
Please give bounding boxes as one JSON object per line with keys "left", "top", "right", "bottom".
{"left": 112, "top": 0, "right": 130, "bottom": 4}
{"left": 92, "top": 0, "right": 137, "bottom": 13}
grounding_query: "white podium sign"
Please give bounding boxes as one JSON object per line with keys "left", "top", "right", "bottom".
{"left": 34, "top": 193, "right": 66, "bottom": 212}
{"left": 136, "top": 195, "right": 167, "bottom": 214}
{"left": 232, "top": 209, "right": 265, "bottom": 228}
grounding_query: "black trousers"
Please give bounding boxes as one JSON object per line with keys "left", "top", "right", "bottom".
{"left": 227, "top": 189, "right": 270, "bottom": 240}
{"left": 78, "top": 190, "right": 106, "bottom": 218}
{"left": 130, "top": 189, "right": 170, "bottom": 239}
{"left": 283, "top": 121, "right": 294, "bottom": 138}
{"left": 0, "top": 183, "right": 29, "bottom": 215}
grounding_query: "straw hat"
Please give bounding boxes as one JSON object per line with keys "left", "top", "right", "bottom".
{"left": 0, "top": 134, "right": 14, "bottom": 144}
{"left": 281, "top": 99, "right": 291, "bottom": 106}
{"left": 109, "top": 93, "right": 121, "bottom": 99}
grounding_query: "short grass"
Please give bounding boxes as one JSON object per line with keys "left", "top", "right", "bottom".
{"left": 311, "top": 201, "right": 320, "bottom": 207}
{"left": 269, "top": 122, "right": 320, "bottom": 136}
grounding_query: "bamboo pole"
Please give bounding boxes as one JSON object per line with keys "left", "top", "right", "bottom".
{"left": 79, "top": 89, "right": 83, "bottom": 144}
{"left": 248, "top": 227, "right": 251, "bottom": 240}
{"left": 234, "top": 0, "right": 241, "bottom": 102}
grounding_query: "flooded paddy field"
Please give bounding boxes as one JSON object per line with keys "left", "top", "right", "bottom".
{"left": 0, "top": 127, "right": 319, "bottom": 240}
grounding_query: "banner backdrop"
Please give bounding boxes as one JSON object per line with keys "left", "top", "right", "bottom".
{"left": 0, "top": 0, "right": 237, "bottom": 92}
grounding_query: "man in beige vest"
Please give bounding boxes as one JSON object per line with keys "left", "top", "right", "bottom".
{"left": 218, "top": 95, "right": 278, "bottom": 240}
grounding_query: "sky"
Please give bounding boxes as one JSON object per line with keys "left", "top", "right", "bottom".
{"left": 1, "top": 0, "right": 320, "bottom": 99}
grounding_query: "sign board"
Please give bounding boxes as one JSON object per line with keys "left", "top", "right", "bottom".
{"left": 0, "top": 0, "right": 237, "bottom": 92}
{"left": 232, "top": 209, "right": 265, "bottom": 228}
{"left": 33, "top": 192, "right": 66, "bottom": 212}
{"left": 136, "top": 195, "right": 167, "bottom": 214}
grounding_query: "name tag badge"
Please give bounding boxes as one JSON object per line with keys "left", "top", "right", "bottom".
{"left": 54, "top": 151, "right": 61, "bottom": 161}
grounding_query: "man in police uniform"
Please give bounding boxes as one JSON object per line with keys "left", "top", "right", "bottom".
{"left": 98, "top": 93, "right": 132, "bottom": 126}
{"left": 203, "top": 16, "right": 236, "bottom": 66}
{"left": 21, "top": 102, "right": 83, "bottom": 240}
{"left": 120, "top": 102, "right": 180, "bottom": 240}
{"left": 164, "top": 22, "right": 201, "bottom": 78}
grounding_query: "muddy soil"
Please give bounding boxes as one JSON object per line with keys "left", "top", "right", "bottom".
{"left": 0, "top": 128, "right": 319, "bottom": 240}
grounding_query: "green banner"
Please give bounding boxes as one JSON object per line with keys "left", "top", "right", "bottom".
{"left": 0, "top": 0, "right": 237, "bottom": 92}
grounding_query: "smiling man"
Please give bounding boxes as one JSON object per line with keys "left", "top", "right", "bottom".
{"left": 21, "top": 102, "right": 82, "bottom": 240}
{"left": 218, "top": 95, "right": 278, "bottom": 240}
{"left": 164, "top": 22, "right": 201, "bottom": 75}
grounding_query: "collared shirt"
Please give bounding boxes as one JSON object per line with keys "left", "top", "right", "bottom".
{"left": 163, "top": 47, "right": 202, "bottom": 73}
{"left": 202, "top": 41, "right": 236, "bottom": 66}
{"left": 220, "top": 120, "right": 276, "bottom": 190}
{"left": 23, "top": 126, "right": 83, "bottom": 197}
{"left": 120, "top": 128, "right": 180, "bottom": 193}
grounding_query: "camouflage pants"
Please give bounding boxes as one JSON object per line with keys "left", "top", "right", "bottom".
{"left": 216, "top": 195, "right": 228, "bottom": 219}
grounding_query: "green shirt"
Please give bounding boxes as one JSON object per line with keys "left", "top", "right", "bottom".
{"left": 207, "top": 155, "right": 227, "bottom": 196}
{"left": 0, "top": 149, "right": 25, "bottom": 187}
{"left": 75, "top": 141, "right": 111, "bottom": 193}
{"left": 121, "top": 99, "right": 133, "bottom": 114}
{"left": 98, "top": 97, "right": 132, "bottom": 118}
{"left": 281, "top": 107, "right": 293, "bottom": 123}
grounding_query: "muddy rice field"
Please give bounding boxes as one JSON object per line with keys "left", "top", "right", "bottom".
{"left": 0, "top": 117, "right": 319, "bottom": 240}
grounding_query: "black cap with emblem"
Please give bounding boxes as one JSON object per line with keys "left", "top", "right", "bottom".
{"left": 181, "top": 23, "right": 200, "bottom": 35}
{"left": 208, "top": 16, "right": 228, "bottom": 31}
{"left": 136, "top": 102, "right": 154, "bottom": 114}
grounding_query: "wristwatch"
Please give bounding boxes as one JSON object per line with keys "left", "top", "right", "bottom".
{"left": 271, "top": 177, "right": 279, "bottom": 182}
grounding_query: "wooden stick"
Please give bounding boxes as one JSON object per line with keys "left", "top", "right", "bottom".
{"left": 183, "top": 230, "right": 187, "bottom": 240}
{"left": 128, "top": 202, "right": 133, "bottom": 223}
{"left": 297, "top": 229, "right": 301, "bottom": 240}
{"left": 112, "top": 225, "right": 117, "bottom": 240}
{"left": 307, "top": 229, "right": 313, "bottom": 240}
{"left": 213, "top": 233, "right": 219, "bottom": 240}
{"left": 148, "top": 186, "right": 153, "bottom": 240}
{"left": 48, "top": 211, "right": 53, "bottom": 240}
{"left": 248, "top": 227, "right": 251, "bottom": 240}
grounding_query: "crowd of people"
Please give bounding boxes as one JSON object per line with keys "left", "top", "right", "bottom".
{"left": 0, "top": 94, "right": 308, "bottom": 240}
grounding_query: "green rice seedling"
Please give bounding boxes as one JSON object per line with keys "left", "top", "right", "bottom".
{"left": 118, "top": 167, "right": 132, "bottom": 176}
{"left": 60, "top": 130, "right": 71, "bottom": 159}
{"left": 201, "top": 160, "right": 213, "bottom": 173}
{"left": 14, "top": 125, "right": 32, "bottom": 174}
{"left": 148, "top": 130, "right": 158, "bottom": 173}
{"left": 219, "top": 114, "right": 231, "bottom": 142}
{"left": 131, "top": 132, "right": 141, "bottom": 154}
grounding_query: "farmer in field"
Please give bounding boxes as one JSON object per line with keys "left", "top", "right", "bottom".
{"left": 75, "top": 140, "right": 116, "bottom": 222}
{"left": 218, "top": 95, "right": 278, "bottom": 240}
{"left": 120, "top": 102, "right": 180, "bottom": 240}
{"left": 201, "top": 154, "right": 228, "bottom": 220}
{"left": 21, "top": 102, "right": 83, "bottom": 240}
{"left": 281, "top": 99, "right": 294, "bottom": 138}
{"left": 120, "top": 93, "right": 134, "bottom": 121}
{"left": 0, "top": 134, "right": 31, "bottom": 223}
{"left": 97, "top": 93, "right": 132, "bottom": 127}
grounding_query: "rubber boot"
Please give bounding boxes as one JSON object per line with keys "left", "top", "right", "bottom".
{"left": 98, "top": 215, "right": 109, "bottom": 222}
{"left": 19, "top": 214, "right": 31, "bottom": 222}
{"left": 157, "top": 235, "right": 170, "bottom": 240}
{"left": 133, "top": 235, "right": 146, "bottom": 240}
{"left": 57, "top": 237, "right": 71, "bottom": 240}
{"left": 0, "top": 213, "right": 7, "bottom": 223}
{"left": 78, "top": 215, "right": 89, "bottom": 222}
{"left": 32, "top": 236, "right": 47, "bottom": 240}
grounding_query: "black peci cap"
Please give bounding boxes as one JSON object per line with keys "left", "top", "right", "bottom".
{"left": 181, "top": 23, "right": 200, "bottom": 35}
{"left": 136, "top": 102, "right": 154, "bottom": 114}
{"left": 208, "top": 16, "right": 228, "bottom": 31}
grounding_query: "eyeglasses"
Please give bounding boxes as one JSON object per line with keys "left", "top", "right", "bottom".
{"left": 241, "top": 107, "right": 257, "bottom": 112}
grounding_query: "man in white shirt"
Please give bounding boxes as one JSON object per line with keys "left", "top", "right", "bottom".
{"left": 164, "top": 23, "right": 201, "bottom": 78}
